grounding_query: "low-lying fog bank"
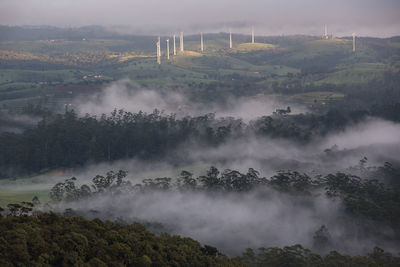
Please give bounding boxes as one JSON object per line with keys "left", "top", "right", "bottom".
{"left": 46, "top": 167, "right": 399, "bottom": 256}
{"left": 3, "top": 79, "right": 400, "bottom": 256}
{"left": 56, "top": 189, "right": 345, "bottom": 255}
{"left": 7, "top": 116, "right": 400, "bottom": 190}
{"left": 73, "top": 80, "right": 307, "bottom": 121}
{"left": 24, "top": 117, "right": 399, "bottom": 256}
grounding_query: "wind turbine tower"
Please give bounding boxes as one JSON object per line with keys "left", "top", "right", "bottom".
{"left": 229, "top": 30, "right": 232, "bottom": 49}
{"left": 200, "top": 32, "right": 204, "bottom": 52}
{"left": 180, "top": 32, "right": 184, "bottom": 52}
{"left": 166, "top": 39, "right": 170, "bottom": 60}
{"left": 173, "top": 34, "right": 176, "bottom": 56}
{"left": 324, "top": 24, "right": 328, "bottom": 39}
{"left": 251, "top": 26, "right": 255, "bottom": 44}
{"left": 156, "top": 36, "right": 161, "bottom": 64}
{"left": 352, "top": 32, "right": 356, "bottom": 52}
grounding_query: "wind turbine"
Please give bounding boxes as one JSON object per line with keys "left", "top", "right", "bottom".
{"left": 166, "top": 39, "right": 170, "bottom": 60}
{"left": 180, "top": 32, "right": 184, "bottom": 52}
{"left": 324, "top": 24, "right": 328, "bottom": 39}
{"left": 156, "top": 36, "right": 161, "bottom": 64}
{"left": 251, "top": 26, "right": 255, "bottom": 44}
{"left": 201, "top": 32, "right": 204, "bottom": 52}
{"left": 173, "top": 34, "right": 176, "bottom": 55}
{"left": 229, "top": 30, "right": 232, "bottom": 49}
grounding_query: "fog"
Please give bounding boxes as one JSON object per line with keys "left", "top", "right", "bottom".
{"left": 1, "top": 0, "right": 399, "bottom": 259}
{"left": 4, "top": 79, "right": 400, "bottom": 256}
{"left": 6, "top": 116, "right": 400, "bottom": 191}
{"left": 72, "top": 80, "right": 400, "bottom": 177}
{"left": 54, "top": 183, "right": 399, "bottom": 256}
{"left": 74, "top": 80, "right": 307, "bottom": 122}
{"left": 60, "top": 188, "right": 347, "bottom": 255}
{"left": 1, "top": 0, "right": 400, "bottom": 37}
{"left": 0, "top": 113, "right": 41, "bottom": 133}
{"left": 15, "top": 115, "right": 399, "bottom": 255}
{"left": 324, "top": 119, "right": 400, "bottom": 150}
{"left": 46, "top": 125, "right": 400, "bottom": 255}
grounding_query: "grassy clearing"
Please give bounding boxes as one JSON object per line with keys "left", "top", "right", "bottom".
{"left": 0, "top": 162, "right": 211, "bottom": 207}
{"left": 0, "top": 85, "right": 44, "bottom": 101}
{"left": 177, "top": 51, "right": 202, "bottom": 57}
{"left": 0, "top": 69, "right": 80, "bottom": 84}
{"left": 0, "top": 39, "right": 134, "bottom": 53}
{"left": 173, "top": 53, "right": 299, "bottom": 77}
{"left": 116, "top": 59, "right": 211, "bottom": 85}
{"left": 289, "top": 91, "right": 345, "bottom": 106}
{"left": 388, "top": 41, "right": 400, "bottom": 49}
{"left": 0, "top": 190, "right": 50, "bottom": 207}
{"left": 315, "top": 68, "right": 386, "bottom": 85}
{"left": 0, "top": 175, "right": 53, "bottom": 206}
{"left": 235, "top": 43, "right": 278, "bottom": 52}
{"left": 0, "top": 68, "right": 107, "bottom": 103}
{"left": 284, "top": 38, "right": 352, "bottom": 61}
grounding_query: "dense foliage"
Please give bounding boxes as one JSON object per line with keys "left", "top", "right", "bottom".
{"left": 1, "top": 105, "right": 398, "bottom": 178}
{"left": 48, "top": 164, "right": 400, "bottom": 242}
{"left": 0, "top": 213, "right": 240, "bottom": 266}
{"left": 237, "top": 245, "right": 400, "bottom": 267}
{"left": 0, "top": 212, "right": 399, "bottom": 267}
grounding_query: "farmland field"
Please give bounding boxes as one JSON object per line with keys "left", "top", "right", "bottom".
{"left": 1, "top": 30, "right": 398, "bottom": 111}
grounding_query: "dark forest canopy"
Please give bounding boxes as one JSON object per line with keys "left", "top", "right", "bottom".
{"left": 1, "top": 103, "right": 400, "bottom": 178}
{"left": 0, "top": 211, "right": 399, "bottom": 266}
{"left": 1, "top": 164, "right": 399, "bottom": 266}
{"left": 0, "top": 213, "right": 241, "bottom": 266}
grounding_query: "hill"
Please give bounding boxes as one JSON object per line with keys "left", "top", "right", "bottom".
{"left": 1, "top": 212, "right": 399, "bottom": 266}
{"left": 234, "top": 42, "right": 278, "bottom": 51}
{"left": 0, "top": 213, "right": 241, "bottom": 266}
{"left": 0, "top": 26, "right": 399, "bottom": 110}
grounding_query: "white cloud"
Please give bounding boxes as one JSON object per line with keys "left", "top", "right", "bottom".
{"left": 1, "top": 0, "right": 399, "bottom": 36}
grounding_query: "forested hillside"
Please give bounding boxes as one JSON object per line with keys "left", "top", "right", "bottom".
{"left": 1, "top": 102, "right": 400, "bottom": 178}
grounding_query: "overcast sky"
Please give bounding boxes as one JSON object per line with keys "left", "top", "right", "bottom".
{"left": 1, "top": 0, "right": 399, "bottom": 37}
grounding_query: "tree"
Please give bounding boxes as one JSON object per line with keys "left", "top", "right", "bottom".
{"left": 177, "top": 170, "right": 197, "bottom": 190}
{"left": 269, "top": 171, "right": 314, "bottom": 194}
{"left": 313, "top": 225, "right": 332, "bottom": 252}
